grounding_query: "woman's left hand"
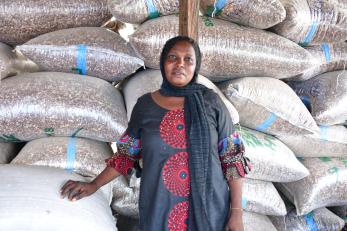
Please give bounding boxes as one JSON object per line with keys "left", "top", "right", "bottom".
{"left": 225, "top": 210, "right": 244, "bottom": 231}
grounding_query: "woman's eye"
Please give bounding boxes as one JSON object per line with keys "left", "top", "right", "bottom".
{"left": 185, "top": 57, "right": 194, "bottom": 63}
{"left": 167, "top": 55, "right": 176, "bottom": 61}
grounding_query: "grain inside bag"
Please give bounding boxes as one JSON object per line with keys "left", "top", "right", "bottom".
{"left": 0, "top": 0, "right": 111, "bottom": 45}
{"left": 218, "top": 77, "right": 319, "bottom": 136}
{"left": 200, "top": 0, "right": 286, "bottom": 29}
{"left": 16, "top": 27, "right": 144, "bottom": 83}
{"left": 0, "top": 72, "right": 127, "bottom": 142}
{"left": 129, "top": 15, "right": 315, "bottom": 82}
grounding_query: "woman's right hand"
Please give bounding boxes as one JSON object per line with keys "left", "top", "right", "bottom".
{"left": 60, "top": 180, "right": 98, "bottom": 201}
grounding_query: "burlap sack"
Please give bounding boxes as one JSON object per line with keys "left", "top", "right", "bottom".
{"left": 272, "top": 0, "right": 347, "bottom": 45}
{"left": 289, "top": 71, "right": 347, "bottom": 126}
{"left": 11, "top": 137, "right": 113, "bottom": 177}
{"left": 294, "top": 42, "right": 347, "bottom": 81}
{"left": 0, "top": 72, "right": 127, "bottom": 142}
{"left": 237, "top": 126, "right": 309, "bottom": 182}
{"left": 0, "top": 43, "right": 38, "bottom": 80}
{"left": 277, "top": 157, "right": 347, "bottom": 215}
{"left": 218, "top": 77, "right": 319, "bottom": 136}
{"left": 16, "top": 27, "right": 144, "bottom": 82}
{"left": 243, "top": 212, "right": 277, "bottom": 231}
{"left": 0, "top": 165, "right": 116, "bottom": 230}
{"left": 129, "top": 15, "right": 314, "bottom": 81}
{"left": 0, "top": 142, "right": 21, "bottom": 164}
{"left": 278, "top": 125, "right": 347, "bottom": 157}
{"left": 121, "top": 69, "right": 239, "bottom": 123}
{"left": 200, "top": 0, "right": 285, "bottom": 29}
{"left": 107, "top": 0, "right": 179, "bottom": 24}
{"left": 0, "top": 0, "right": 111, "bottom": 45}
{"left": 243, "top": 178, "right": 286, "bottom": 216}
{"left": 270, "top": 207, "right": 345, "bottom": 231}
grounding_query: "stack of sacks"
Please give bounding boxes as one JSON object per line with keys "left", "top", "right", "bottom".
{"left": 0, "top": 0, "right": 111, "bottom": 45}
{"left": 0, "top": 142, "right": 22, "bottom": 164}
{"left": 0, "top": 43, "right": 38, "bottom": 80}
{"left": 0, "top": 165, "right": 116, "bottom": 230}
{"left": 128, "top": 15, "right": 316, "bottom": 82}
{"left": 271, "top": 0, "right": 347, "bottom": 46}
{"left": 16, "top": 27, "right": 144, "bottom": 82}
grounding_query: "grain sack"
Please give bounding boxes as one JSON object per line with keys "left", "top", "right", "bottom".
{"left": 0, "top": 72, "right": 127, "bottom": 142}
{"left": 0, "top": 43, "right": 38, "bottom": 80}
{"left": 243, "top": 178, "right": 286, "bottom": 216}
{"left": 112, "top": 173, "right": 140, "bottom": 218}
{"left": 294, "top": 42, "right": 347, "bottom": 81}
{"left": 129, "top": 15, "right": 314, "bottom": 81}
{"left": 278, "top": 125, "right": 347, "bottom": 157}
{"left": 0, "top": 0, "right": 111, "bottom": 45}
{"left": 200, "top": 0, "right": 285, "bottom": 29}
{"left": 243, "top": 212, "right": 277, "bottom": 231}
{"left": 0, "top": 165, "right": 116, "bottom": 231}
{"left": 218, "top": 77, "right": 319, "bottom": 136}
{"left": 272, "top": 0, "right": 347, "bottom": 45}
{"left": 289, "top": 71, "right": 347, "bottom": 126}
{"left": 16, "top": 27, "right": 144, "bottom": 82}
{"left": 270, "top": 207, "right": 345, "bottom": 231}
{"left": 11, "top": 137, "right": 113, "bottom": 177}
{"left": 277, "top": 157, "right": 347, "bottom": 215}
{"left": 121, "top": 69, "right": 239, "bottom": 123}
{"left": 107, "top": 0, "right": 179, "bottom": 24}
{"left": 0, "top": 142, "right": 21, "bottom": 164}
{"left": 237, "top": 126, "right": 309, "bottom": 182}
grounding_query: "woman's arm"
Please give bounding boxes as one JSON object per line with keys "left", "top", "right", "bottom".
{"left": 226, "top": 178, "right": 244, "bottom": 231}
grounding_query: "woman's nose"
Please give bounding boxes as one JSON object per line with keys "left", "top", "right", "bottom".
{"left": 176, "top": 58, "right": 184, "bottom": 67}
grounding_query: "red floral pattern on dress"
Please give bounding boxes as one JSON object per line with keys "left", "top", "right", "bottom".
{"left": 168, "top": 201, "right": 189, "bottom": 231}
{"left": 106, "top": 154, "right": 134, "bottom": 176}
{"left": 160, "top": 109, "right": 187, "bottom": 149}
{"left": 162, "top": 151, "right": 190, "bottom": 197}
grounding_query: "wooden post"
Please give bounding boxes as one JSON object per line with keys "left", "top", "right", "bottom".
{"left": 179, "top": 0, "right": 200, "bottom": 42}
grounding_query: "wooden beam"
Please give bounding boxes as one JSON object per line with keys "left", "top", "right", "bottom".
{"left": 179, "top": 0, "right": 200, "bottom": 42}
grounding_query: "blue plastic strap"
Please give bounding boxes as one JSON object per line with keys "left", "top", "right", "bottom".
{"left": 76, "top": 44, "right": 87, "bottom": 75}
{"left": 305, "top": 212, "right": 318, "bottom": 231}
{"left": 144, "top": 0, "right": 159, "bottom": 19}
{"left": 66, "top": 137, "right": 77, "bottom": 172}
{"left": 321, "top": 43, "right": 331, "bottom": 63}
{"left": 215, "top": 0, "right": 227, "bottom": 11}
{"left": 300, "top": 21, "right": 318, "bottom": 46}
{"left": 300, "top": 96, "right": 311, "bottom": 109}
{"left": 319, "top": 125, "right": 328, "bottom": 141}
{"left": 242, "top": 196, "right": 247, "bottom": 209}
{"left": 255, "top": 112, "right": 277, "bottom": 132}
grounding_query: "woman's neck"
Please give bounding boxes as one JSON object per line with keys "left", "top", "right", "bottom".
{"left": 151, "top": 90, "right": 184, "bottom": 110}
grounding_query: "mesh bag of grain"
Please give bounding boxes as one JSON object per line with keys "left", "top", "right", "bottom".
{"left": 278, "top": 125, "right": 347, "bottom": 157}
{"left": 270, "top": 207, "right": 345, "bottom": 231}
{"left": 0, "top": 165, "right": 116, "bottom": 230}
{"left": 107, "top": 0, "right": 179, "bottom": 24}
{"left": 243, "top": 178, "right": 286, "bottom": 216}
{"left": 289, "top": 70, "right": 347, "bottom": 126}
{"left": 129, "top": 15, "right": 315, "bottom": 81}
{"left": 218, "top": 77, "right": 319, "bottom": 136}
{"left": 11, "top": 137, "right": 113, "bottom": 177}
{"left": 237, "top": 126, "right": 309, "bottom": 182}
{"left": 271, "top": 0, "right": 347, "bottom": 45}
{"left": 0, "top": 72, "right": 127, "bottom": 142}
{"left": 0, "top": 43, "right": 38, "bottom": 80}
{"left": 277, "top": 157, "right": 347, "bottom": 215}
{"left": 0, "top": 0, "right": 111, "bottom": 45}
{"left": 200, "top": 0, "right": 285, "bottom": 29}
{"left": 16, "top": 27, "right": 144, "bottom": 83}
{"left": 0, "top": 142, "right": 21, "bottom": 164}
{"left": 294, "top": 42, "right": 347, "bottom": 81}
{"left": 243, "top": 211, "right": 277, "bottom": 231}
{"left": 121, "top": 69, "right": 239, "bottom": 123}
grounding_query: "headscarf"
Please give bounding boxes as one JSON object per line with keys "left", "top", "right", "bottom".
{"left": 159, "top": 36, "right": 213, "bottom": 231}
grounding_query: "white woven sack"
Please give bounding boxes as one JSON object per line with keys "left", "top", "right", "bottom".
{"left": 243, "top": 212, "right": 277, "bottom": 231}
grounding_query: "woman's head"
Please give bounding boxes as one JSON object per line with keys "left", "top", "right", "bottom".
{"left": 160, "top": 36, "right": 201, "bottom": 88}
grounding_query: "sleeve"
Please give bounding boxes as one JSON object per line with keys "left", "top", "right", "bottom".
{"left": 105, "top": 98, "right": 143, "bottom": 176}
{"left": 215, "top": 93, "right": 251, "bottom": 181}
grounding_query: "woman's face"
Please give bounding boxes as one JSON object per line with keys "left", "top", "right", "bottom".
{"left": 164, "top": 41, "right": 196, "bottom": 87}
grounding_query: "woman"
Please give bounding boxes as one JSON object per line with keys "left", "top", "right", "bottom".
{"left": 60, "top": 36, "right": 250, "bottom": 231}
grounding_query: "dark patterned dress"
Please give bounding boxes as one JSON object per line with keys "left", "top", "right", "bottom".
{"left": 106, "top": 91, "right": 249, "bottom": 231}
